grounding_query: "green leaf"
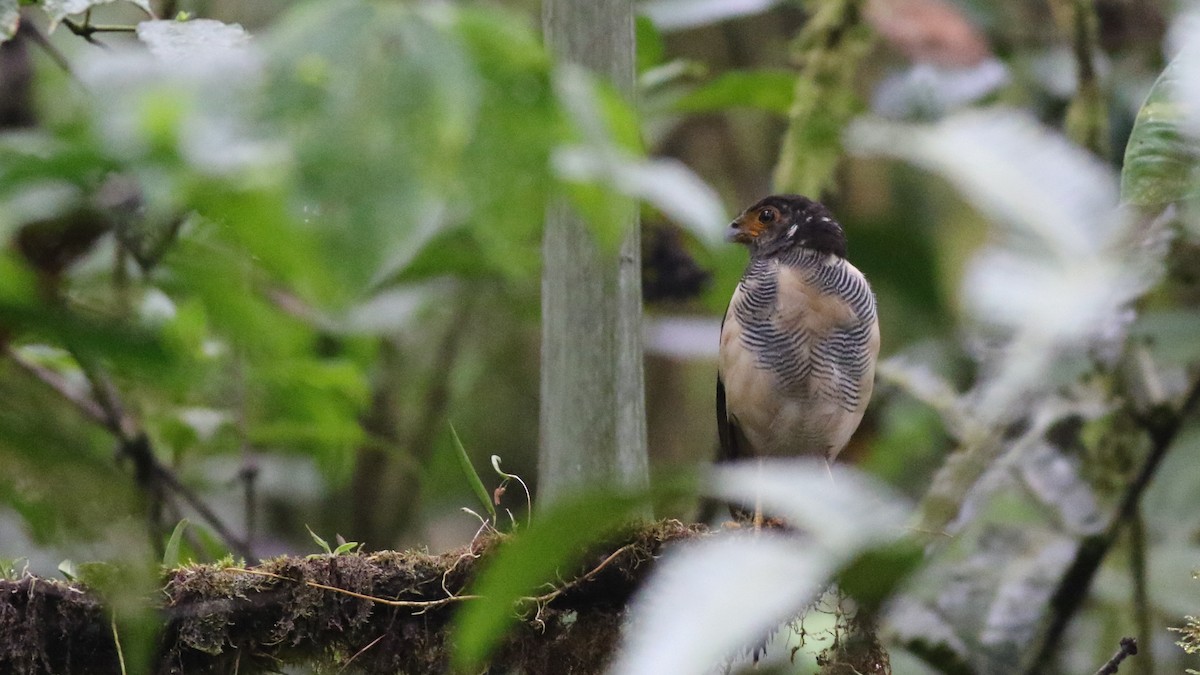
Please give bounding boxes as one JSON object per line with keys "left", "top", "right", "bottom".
{"left": 635, "top": 15, "right": 664, "bottom": 72}
{"left": 451, "top": 423, "right": 496, "bottom": 521}
{"left": 1121, "top": 46, "right": 1200, "bottom": 207}
{"left": 0, "top": 0, "right": 18, "bottom": 42}
{"left": 305, "top": 525, "right": 332, "bottom": 555}
{"left": 332, "top": 540, "right": 360, "bottom": 556}
{"left": 161, "top": 518, "right": 189, "bottom": 569}
{"left": 673, "top": 69, "right": 795, "bottom": 115}
{"left": 834, "top": 539, "right": 924, "bottom": 611}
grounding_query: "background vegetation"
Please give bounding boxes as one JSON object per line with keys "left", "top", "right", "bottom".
{"left": 1, "top": 0, "right": 1199, "bottom": 673}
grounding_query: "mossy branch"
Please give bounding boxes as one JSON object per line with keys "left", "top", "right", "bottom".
{"left": 0, "top": 520, "right": 703, "bottom": 675}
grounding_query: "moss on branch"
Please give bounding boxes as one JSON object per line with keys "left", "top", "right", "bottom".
{"left": 0, "top": 520, "right": 704, "bottom": 675}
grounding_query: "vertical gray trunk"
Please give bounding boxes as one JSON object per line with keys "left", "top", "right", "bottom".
{"left": 539, "top": 0, "right": 648, "bottom": 507}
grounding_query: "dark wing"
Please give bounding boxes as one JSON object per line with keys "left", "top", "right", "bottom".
{"left": 716, "top": 300, "right": 749, "bottom": 463}
{"left": 715, "top": 374, "right": 742, "bottom": 463}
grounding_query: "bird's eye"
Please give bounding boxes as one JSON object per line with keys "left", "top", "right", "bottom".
{"left": 760, "top": 208, "right": 777, "bottom": 223}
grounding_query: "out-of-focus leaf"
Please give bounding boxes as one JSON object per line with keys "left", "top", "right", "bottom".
{"left": 136, "top": 19, "right": 250, "bottom": 64}
{"left": 451, "top": 480, "right": 693, "bottom": 670}
{"left": 614, "top": 461, "right": 912, "bottom": 675}
{"left": 1131, "top": 310, "right": 1200, "bottom": 364}
{"left": 871, "top": 60, "right": 1009, "bottom": 120}
{"left": 640, "top": 0, "right": 782, "bottom": 32}
{"left": 890, "top": 441, "right": 1095, "bottom": 674}
{"left": 1121, "top": 42, "right": 1200, "bottom": 207}
{"left": 835, "top": 539, "right": 924, "bottom": 611}
{"left": 553, "top": 147, "right": 727, "bottom": 246}
{"left": 673, "top": 69, "right": 795, "bottom": 115}
{"left": 336, "top": 286, "right": 430, "bottom": 335}
{"left": 848, "top": 110, "right": 1154, "bottom": 426}
{"left": 0, "top": 302, "right": 173, "bottom": 371}
{"left": 613, "top": 534, "right": 825, "bottom": 675}
{"left": 451, "top": 491, "right": 643, "bottom": 669}
{"left": 0, "top": 0, "right": 18, "bottom": 42}
{"left": 450, "top": 424, "right": 496, "bottom": 521}
{"left": 42, "top": 0, "right": 152, "bottom": 28}
{"left": 635, "top": 15, "right": 664, "bottom": 72}
{"left": 707, "top": 459, "right": 911, "bottom": 553}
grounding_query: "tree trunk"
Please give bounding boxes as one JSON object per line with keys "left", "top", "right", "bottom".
{"left": 538, "top": 0, "right": 649, "bottom": 506}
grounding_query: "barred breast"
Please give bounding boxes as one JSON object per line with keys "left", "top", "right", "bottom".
{"left": 717, "top": 250, "right": 879, "bottom": 461}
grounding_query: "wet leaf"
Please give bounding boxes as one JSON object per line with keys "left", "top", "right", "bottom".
{"left": 1121, "top": 43, "right": 1200, "bottom": 207}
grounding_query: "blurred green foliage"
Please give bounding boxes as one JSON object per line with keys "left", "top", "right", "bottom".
{"left": 1, "top": 0, "right": 1200, "bottom": 673}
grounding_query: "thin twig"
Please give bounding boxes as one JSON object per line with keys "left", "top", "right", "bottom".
{"left": 339, "top": 633, "right": 386, "bottom": 673}
{"left": 153, "top": 466, "right": 253, "bottom": 560}
{"left": 6, "top": 343, "right": 253, "bottom": 560}
{"left": 525, "top": 543, "right": 637, "bottom": 604}
{"left": 228, "top": 567, "right": 480, "bottom": 610}
{"left": 62, "top": 18, "right": 137, "bottom": 36}
{"left": 5, "top": 346, "right": 109, "bottom": 426}
{"left": 1128, "top": 508, "right": 1154, "bottom": 674}
{"left": 1094, "top": 637, "right": 1138, "bottom": 675}
{"left": 20, "top": 23, "right": 79, "bottom": 81}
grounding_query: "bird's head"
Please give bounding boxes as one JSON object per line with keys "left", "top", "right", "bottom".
{"left": 727, "top": 194, "right": 847, "bottom": 258}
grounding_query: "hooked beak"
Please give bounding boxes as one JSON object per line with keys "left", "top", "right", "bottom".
{"left": 726, "top": 214, "right": 759, "bottom": 244}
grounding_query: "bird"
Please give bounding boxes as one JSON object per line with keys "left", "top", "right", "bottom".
{"left": 716, "top": 194, "right": 879, "bottom": 514}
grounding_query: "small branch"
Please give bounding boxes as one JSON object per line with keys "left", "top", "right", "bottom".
{"left": 228, "top": 567, "right": 480, "bottom": 610}
{"left": 20, "top": 22, "right": 79, "bottom": 81}
{"left": 5, "top": 345, "right": 109, "bottom": 427}
{"left": 1093, "top": 637, "right": 1138, "bottom": 675}
{"left": 1023, "top": 379, "right": 1200, "bottom": 673}
{"left": 152, "top": 463, "right": 254, "bottom": 560}
{"left": 6, "top": 343, "right": 253, "bottom": 561}
{"left": 62, "top": 18, "right": 137, "bottom": 36}
{"left": 0, "top": 521, "right": 704, "bottom": 674}
{"left": 526, "top": 543, "right": 637, "bottom": 605}
{"left": 1128, "top": 507, "right": 1154, "bottom": 674}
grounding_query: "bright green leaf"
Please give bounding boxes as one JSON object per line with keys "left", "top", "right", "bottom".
{"left": 332, "top": 541, "right": 359, "bottom": 555}
{"left": 635, "top": 15, "right": 665, "bottom": 72}
{"left": 306, "top": 525, "right": 332, "bottom": 555}
{"left": 451, "top": 424, "right": 496, "bottom": 521}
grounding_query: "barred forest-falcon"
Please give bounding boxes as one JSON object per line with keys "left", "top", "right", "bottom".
{"left": 717, "top": 195, "right": 879, "bottom": 475}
